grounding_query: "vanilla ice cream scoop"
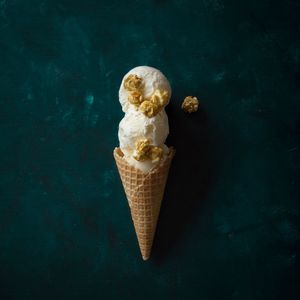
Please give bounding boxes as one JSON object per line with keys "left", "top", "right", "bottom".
{"left": 119, "top": 109, "right": 169, "bottom": 151}
{"left": 119, "top": 66, "right": 171, "bottom": 113}
{"left": 118, "top": 66, "right": 171, "bottom": 172}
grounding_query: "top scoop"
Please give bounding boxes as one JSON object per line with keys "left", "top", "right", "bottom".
{"left": 119, "top": 66, "right": 171, "bottom": 113}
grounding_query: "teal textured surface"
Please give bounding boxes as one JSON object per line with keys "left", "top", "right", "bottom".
{"left": 0, "top": 0, "right": 300, "bottom": 299}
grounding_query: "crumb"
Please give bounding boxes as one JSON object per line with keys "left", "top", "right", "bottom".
{"left": 128, "top": 91, "right": 144, "bottom": 107}
{"left": 124, "top": 74, "right": 143, "bottom": 92}
{"left": 149, "top": 89, "right": 169, "bottom": 107}
{"left": 133, "top": 139, "right": 151, "bottom": 161}
{"left": 133, "top": 139, "right": 163, "bottom": 162}
{"left": 124, "top": 74, "right": 169, "bottom": 116}
{"left": 139, "top": 89, "right": 169, "bottom": 117}
{"left": 149, "top": 147, "right": 163, "bottom": 162}
{"left": 139, "top": 100, "right": 159, "bottom": 118}
{"left": 181, "top": 96, "right": 199, "bottom": 113}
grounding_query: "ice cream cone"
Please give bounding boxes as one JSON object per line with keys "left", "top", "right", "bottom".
{"left": 113, "top": 147, "right": 175, "bottom": 260}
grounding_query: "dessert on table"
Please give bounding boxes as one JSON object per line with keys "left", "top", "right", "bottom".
{"left": 113, "top": 66, "right": 175, "bottom": 260}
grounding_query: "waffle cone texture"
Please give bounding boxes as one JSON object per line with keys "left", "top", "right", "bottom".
{"left": 113, "top": 147, "right": 175, "bottom": 260}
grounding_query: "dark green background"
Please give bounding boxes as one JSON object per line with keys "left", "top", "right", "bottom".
{"left": 1, "top": 0, "right": 300, "bottom": 299}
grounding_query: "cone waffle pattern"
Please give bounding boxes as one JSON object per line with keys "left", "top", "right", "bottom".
{"left": 113, "top": 147, "right": 175, "bottom": 260}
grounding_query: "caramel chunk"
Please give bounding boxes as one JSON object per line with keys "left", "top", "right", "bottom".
{"left": 123, "top": 74, "right": 143, "bottom": 92}
{"left": 149, "top": 147, "right": 163, "bottom": 162}
{"left": 133, "top": 139, "right": 151, "bottom": 161}
{"left": 133, "top": 139, "right": 164, "bottom": 162}
{"left": 139, "top": 100, "right": 159, "bottom": 118}
{"left": 139, "top": 89, "right": 169, "bottom": 117}
{"left": 128, "top": 91, "right": 144, "bottom": 107}
{"left": 124, "top": 73, "right": 169, "bottom": 117}
{"left": 181, "top": 96, "right": 199, "bottom": 113}
{"left": 149, "top": 89, "right": 169, "bottom": 107}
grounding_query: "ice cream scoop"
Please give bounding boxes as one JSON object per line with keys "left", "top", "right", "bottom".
{"left": 118, "top": 109, "right": 169, "bottom": 172}
{"left": 119, "top": 66, "right": 171, "bottom": 113}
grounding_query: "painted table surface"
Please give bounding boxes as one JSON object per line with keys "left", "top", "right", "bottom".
{"left": 1, "top": 0, "right": 300, "bottom": 299}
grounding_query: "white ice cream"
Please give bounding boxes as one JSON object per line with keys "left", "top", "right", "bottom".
{"left": 119, "top": 109, "right": 169, "bottom": 150}
{"left": 118, "top": 66, "right": 171, "bottom": 172}
{"left": 119, "top": 66, "right": 171, "bottom": 113}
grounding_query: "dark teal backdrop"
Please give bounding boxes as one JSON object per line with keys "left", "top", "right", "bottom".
{"left": 1, "top": 0, "right": 300, "bottom": 299}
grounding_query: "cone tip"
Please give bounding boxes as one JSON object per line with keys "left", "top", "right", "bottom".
{"left": 142, "top": 255, "right": 150, "bottom": 261}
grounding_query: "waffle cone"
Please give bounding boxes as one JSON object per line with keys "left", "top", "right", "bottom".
{"left": 113, "top": 147, "right": 175, "bottom": 260}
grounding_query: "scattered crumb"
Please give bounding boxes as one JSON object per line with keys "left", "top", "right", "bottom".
{"left": 181, "top": 96, "right": 199, "bottom": 113}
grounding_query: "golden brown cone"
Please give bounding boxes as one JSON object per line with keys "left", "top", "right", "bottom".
{"left": 113, "top": 147, "right": 175, "bottom": 260}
